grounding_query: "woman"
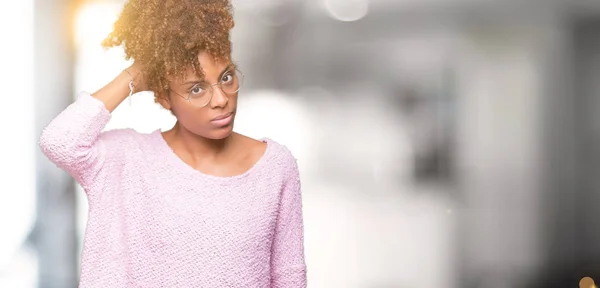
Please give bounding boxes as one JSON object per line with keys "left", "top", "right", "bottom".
{"left": 39, "top": 0, "right": 306, "bottom": 287}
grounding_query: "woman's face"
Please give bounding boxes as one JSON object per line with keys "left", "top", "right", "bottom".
{"left": 160, "top": 51, "right": 238, "bottom": 140}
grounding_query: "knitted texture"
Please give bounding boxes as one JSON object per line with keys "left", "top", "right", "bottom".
{"left": 39, "top": 93, "right": 307, "bottom": 287}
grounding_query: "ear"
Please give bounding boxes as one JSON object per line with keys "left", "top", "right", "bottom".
{"left": 156, "top": 90, "right": 172, "bottom": 110}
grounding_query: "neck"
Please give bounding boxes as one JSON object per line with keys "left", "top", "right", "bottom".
{"left": 165, "top": 122, "right": 234, "bottom": 159}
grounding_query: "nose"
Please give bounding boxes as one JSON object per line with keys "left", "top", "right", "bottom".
{"left": 209, "top": 85, "right": 228, "bottom": 108}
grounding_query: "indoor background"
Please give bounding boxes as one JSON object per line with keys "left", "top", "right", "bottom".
{"left": 1, "top": 0, "right": 600, "bottom": 287}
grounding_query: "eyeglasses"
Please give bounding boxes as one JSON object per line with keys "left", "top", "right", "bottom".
{"left": 169, "top": 69, "right": 244, "bottom": 108}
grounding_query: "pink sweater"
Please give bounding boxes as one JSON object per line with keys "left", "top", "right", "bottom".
{"left": 39, "top": 93, "right": 307, "bottom": 287}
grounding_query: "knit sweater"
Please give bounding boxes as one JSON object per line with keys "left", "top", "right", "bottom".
{"left": 39, "top": 93, "right": 307, "bottom": 287}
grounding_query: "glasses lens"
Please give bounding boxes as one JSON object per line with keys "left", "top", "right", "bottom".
{"left": 188, "top": 70, "right": 244, "bottom": 107}
{"left": 188, "top": 83, "right": 211, "bottom": 107}
{"left": 221, "top": 71, "right": 242, "bottom": 94}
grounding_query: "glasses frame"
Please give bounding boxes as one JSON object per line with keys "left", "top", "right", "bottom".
{"left": 169, "top": 68, "right": 244, "bottom": 108}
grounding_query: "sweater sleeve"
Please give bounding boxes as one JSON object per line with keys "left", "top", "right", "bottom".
{"left": 39, "top": 92, "right": 112, "bottom": 190}
{"left": 270, "top": 153, "right": 307, "bottom": 288}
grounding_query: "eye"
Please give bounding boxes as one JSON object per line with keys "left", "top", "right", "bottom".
{"left": 222, "top": 73, "right": 234, "bottom": 83}
{"left": 190, "top": 85, "right": 205, "bottom": 95}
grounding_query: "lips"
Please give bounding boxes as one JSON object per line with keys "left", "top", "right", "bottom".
{"left": 211, "top": 112, "right": 233, "bottom": 122}
{"left": 210, "top": 112, "right": 234, "bottom": 127}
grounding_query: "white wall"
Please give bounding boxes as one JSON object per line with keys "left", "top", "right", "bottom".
{"left": 0, "top": 0, "right": 37, "bottom": 287}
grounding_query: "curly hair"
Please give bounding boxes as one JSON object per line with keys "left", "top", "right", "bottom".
{"left": 102, "top": 0, "right": 235, "bottom": 99}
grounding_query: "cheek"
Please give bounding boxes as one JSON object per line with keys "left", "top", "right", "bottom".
{"left": 171, "top": 101, "right": 210, "bottom": 127}
{"left": 228, "top": 93, "right": 239, "bottom": 106}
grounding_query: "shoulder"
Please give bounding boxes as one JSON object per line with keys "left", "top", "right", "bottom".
{"left": 99, "top": 128, "right": 143, "bottom": 142}
{"left": 98, "top": 128, "right": 158, "bottom": 152}
{"left": 99, "top": 128, "right": 137, "bottom": 140}
{"left": 234, "top": 133, "right": 300, "bottom": 179}
{"left": 263, "top": 138, "right": 299, "bottom": 178}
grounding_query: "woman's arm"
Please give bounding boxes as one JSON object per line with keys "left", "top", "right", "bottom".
{"left": 92, "top": 64, "right": 145, "bottom": 112}
{"left": 270, "top": 154, "right": 307, "bottom": 288}
{"left": 39, "top": 64, "right": 145, "bottom": 189}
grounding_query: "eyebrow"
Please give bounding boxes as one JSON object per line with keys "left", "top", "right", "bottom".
{"left": 180, "top": 65, "right": 235, "bottom": 86}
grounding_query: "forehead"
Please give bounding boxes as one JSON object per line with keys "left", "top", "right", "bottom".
{"left": 197, "top": 50, "right": 231, "bottom": 70}
{"left": 174, "top": 55, "right": 234, "bottom": 84}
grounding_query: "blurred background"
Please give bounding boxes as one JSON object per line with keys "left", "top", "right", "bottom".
{"left": 1, "top": 0, "right": 600, "bottom": 287}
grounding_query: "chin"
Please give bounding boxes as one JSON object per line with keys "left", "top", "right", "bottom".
{"left": 207, "top": 126, "right": 234, "bottom": 140}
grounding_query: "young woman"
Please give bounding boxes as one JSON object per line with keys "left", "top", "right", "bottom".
{"left": 39, "top": 0, "right": 306, "bottom": 287}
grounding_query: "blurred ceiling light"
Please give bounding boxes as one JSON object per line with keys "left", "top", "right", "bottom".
{"left": 74, "top": 2, "right": 130, "bottom": 98}
{"left": 323, "top": 0, "right": 369, "bottom": 22}
{"left": 74, "top": 2, "right": 120, "bottom": 49}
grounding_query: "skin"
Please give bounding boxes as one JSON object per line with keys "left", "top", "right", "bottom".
{"left": 92, "top": 51, "right": 267, "bottom": 177}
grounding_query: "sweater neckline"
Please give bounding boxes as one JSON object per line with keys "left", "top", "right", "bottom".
{"left": 151, "top": 129, "right": 273, "bottom": 181}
